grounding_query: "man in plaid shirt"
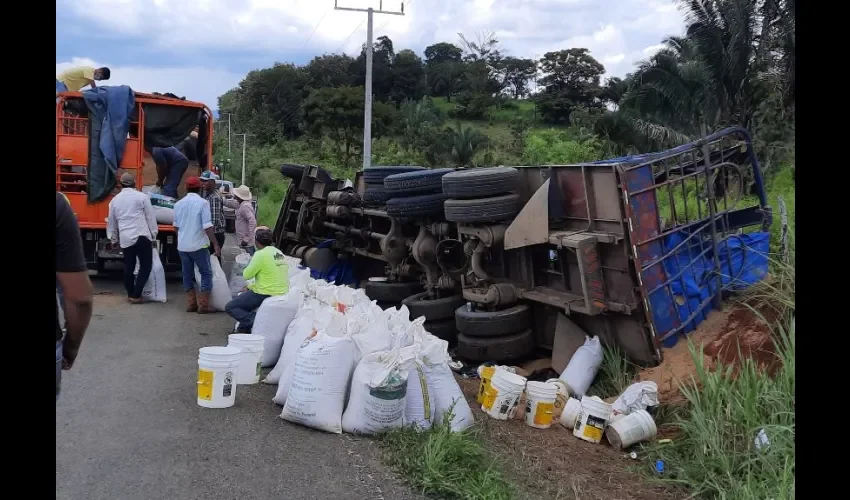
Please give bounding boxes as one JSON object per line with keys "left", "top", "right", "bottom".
{"left": 200, "top": 171, "right": 226, "bottom": 259}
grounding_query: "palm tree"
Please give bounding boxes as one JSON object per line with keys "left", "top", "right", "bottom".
{"left": 444, "top": 122, "right": 487, "bottom": 167}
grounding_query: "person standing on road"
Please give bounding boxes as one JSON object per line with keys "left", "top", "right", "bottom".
{"left": 107, "top": 172, "right": 159, "bottom": 304}
{"left": 149, "top": 145, "right": 189, "bottom": 199}
{"left": 224, "top": 185, "right": 257, "bottom": 255}
{"left": 56, "top": 193, "right": 94, "bottom": 402}
{"left": 199, "top": 170, "right": 226, "bottom": 259}
{"left": 173, "top": 176, "right": 221, "bottom": 314}
{"left": 225, "top": 228, "right": 289, "bottom": 333}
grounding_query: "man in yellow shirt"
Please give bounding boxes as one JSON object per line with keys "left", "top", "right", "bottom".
{"left": 225, "top": 228, "right": 290, "bottom": 333}
{"left": 56, "top": 66, "right": 111, "bottom": 92}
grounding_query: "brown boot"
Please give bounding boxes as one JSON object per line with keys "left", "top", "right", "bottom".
{"left": 196, "top": 291, "right": 212, "bottom": 314}
{"left": 186, "top": 289, "right": 198, "bottom": 312}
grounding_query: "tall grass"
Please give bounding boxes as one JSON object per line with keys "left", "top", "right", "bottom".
{"left": 649, "top": 257, "right": 795, "bottom": 499}
{"left": 379, "top": 416, "right": 517, "bottom": 500}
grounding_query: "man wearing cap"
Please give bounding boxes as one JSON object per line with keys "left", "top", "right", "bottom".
{"left": 225, "top": 228, "right": 289, "bottom": 333}
{"left": 173, "top": 176, "right": 222, "bottom": 313}
{"left": 199, "top": 170, "right": 226, "bottom": 258}
{"left": 224, "top": 185, "right": 257, "bottom": 255}
{"left": 107, "top": 172, "right": 159, "bottom": 304}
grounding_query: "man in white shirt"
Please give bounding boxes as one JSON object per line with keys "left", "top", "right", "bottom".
{"left": 107, "top": 172, "right": 159, "bottom": 304}
{"left": 173, "top": 176, "right": 221, "bottom": 314}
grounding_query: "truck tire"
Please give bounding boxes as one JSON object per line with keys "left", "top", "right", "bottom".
{"left": 386, "top": 193, "right": 447, "bottom": 219}
{"left": 363, "top": 166, "right": 425, "bottom": 184}
{"left": 384, "top": 168, "right": 455, "bottom": 196}
{"left": 456, "top": 329, "right": 535, "bottom": 363}
{"left": 363, "top": 182, "right": 390, "bottom": 205}
{"left": 279, "top": 163, "right": 306, "bottom": 181}
{"left": 444, "top": 193, "right": 520, "bottom": 223}
{"left": 442, "top": 167, "right": 518, "bottom": 199}
{"left": 455, "top": 303, "right": 530, "bottom": 337}
{"left": 364, "top": 280, "right": 424, "bottom": 303}
{"left": 402, "top": 292, "right": 466, "bottom": 322}
{"left": 424, "top": 318, "right": 458, "bottom": 345}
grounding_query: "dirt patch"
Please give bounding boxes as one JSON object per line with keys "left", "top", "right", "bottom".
{"left": 638, "top": 302, "right": 782, "bottom": 404}
{"left": 456, "top": 378, "right": 681, "bottom": 500}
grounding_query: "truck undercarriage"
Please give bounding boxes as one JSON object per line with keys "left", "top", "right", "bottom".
{"left": 272, "top": 127, "right": 772, "bottom": 368}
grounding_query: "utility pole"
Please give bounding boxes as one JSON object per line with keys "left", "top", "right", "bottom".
{"left": 334, "top": 1, "right": 405, "bottom": 169}
{"left": 221, "top": 113, "right": 232, "bottom": 155}
{"left": 237, "top": 133, "right": 251, "bottom": 186}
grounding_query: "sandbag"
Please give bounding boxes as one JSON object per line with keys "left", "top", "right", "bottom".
{"left": 272, "top": 305, "right": 345, "bottom": 403}
{"left": 280, "top": 327, "right": 356, "bottom": 434}
{"left": 342, "top": 347, "right": 416, "bottom": 435}
{"left": 405, "top": 361, "right": 437, "bottom": 430}
{"left": 153, "top": 206, "right": 174, "bottom": 225}
{"left": 149, "top": 193, "right": 175, "bottom": 209}
{"left": 229, "top": 252, "right": 252, "bottom": 297}
{"left": 252, "top": 290, "right": 302, "bottom": 367}
{"left": 194, "top": 257, "right": 230, "bottom": 312}
{"left": 558, "top": 335, "right": 603, "bottom": 398}
{"left": 417, "top": 336, "right": 474, "bottom": 432}
{"left": 265, "top": 298, "right": 318, "bottom": 385}
{"left": 133, "top": 247, "right": 167, "bottom": 303}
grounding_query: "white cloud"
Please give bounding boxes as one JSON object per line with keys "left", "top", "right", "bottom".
{"left": 56, "top": 57, "right": 243, "bottom": 108}
{"left": 642, "top": 43, "right": 666, "bottom": 56}
{"left": 58, "top": 0, "right": 687, "bottom": 95}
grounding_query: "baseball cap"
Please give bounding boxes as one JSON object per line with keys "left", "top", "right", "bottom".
{"left": 199, "top": 170, "right": 219, "bottom": 181}
{"left": 119, "top": 172, "right": 135, "bottom": 186}
{"left": 185, "top": 176, "right": 201, "bottom": 189}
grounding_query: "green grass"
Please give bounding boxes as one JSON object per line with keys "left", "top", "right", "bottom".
{"left": 587, "top": 345, "right": 638, "bottom": 400}
{"left": 379, "top": 417, "right": 518, "bottom": 500}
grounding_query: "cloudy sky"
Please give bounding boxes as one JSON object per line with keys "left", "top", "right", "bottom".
{"left": 56, "top": 0, "right": 686, "bottom": 109}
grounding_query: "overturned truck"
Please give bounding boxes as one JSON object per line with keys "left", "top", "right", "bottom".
{"left": 272, "top": 127, "right": 772, "bottom": 367}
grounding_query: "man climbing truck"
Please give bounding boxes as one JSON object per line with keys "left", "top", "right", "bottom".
{"left": 56, "top": 88, "right": 215, "bottom": 273}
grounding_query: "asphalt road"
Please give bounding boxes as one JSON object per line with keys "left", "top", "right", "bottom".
{"left": 56, "top": 236, "right": 420, "bottom": 500}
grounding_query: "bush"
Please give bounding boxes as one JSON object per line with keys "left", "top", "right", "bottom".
{"left": 522, "top": 129, "right": 602, "bottom": 165}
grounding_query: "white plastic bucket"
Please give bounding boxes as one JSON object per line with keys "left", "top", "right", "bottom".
{"left": 481, "top": 368, "right": 526, "bottom": 420}
{"left": 227, "top": 334, "right": 266, "bottom": 385}
{"left": 197, "top": 346, "right": 240, "bottom": 409}
{"left": 524, "top": 381, "right": 558, "bottom": 429}
{"left": 559, "top": 396, "right": 582, "bottom": 429}
{"left": 573, "top": 395, "right": 612, "bottom": 443}
{"left": 605, "top": 409, "right": 657, "bottom": 450}
{"left": 546, "top": 378, "right": 570, "bottom": 419}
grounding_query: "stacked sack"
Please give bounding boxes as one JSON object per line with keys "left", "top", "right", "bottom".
{"left": 256, "top": 271, "right": 474, "bottom": 435}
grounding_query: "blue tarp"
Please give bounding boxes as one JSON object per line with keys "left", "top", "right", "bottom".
{"left": 650, "top": 231, "right": 770, "bottom": 347}
{"left": 82, "top": 86, "right": 135, "bottom": 203}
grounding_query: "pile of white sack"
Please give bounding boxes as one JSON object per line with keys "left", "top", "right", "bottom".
{"left": 249, "top": 266, "right": 474, "bottom": 435}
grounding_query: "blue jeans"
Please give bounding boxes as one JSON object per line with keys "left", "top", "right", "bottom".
{"left": 180, "top": 249, "right": 213, "bottom": 292}
{"left": 163, "top": 158, "right": 189, "bottom": 198}
{"left": 56, "top": 339, "right": 63, "bottom": 402}
{"left": 225, "top": 290, "right": 270, "bottom": 331}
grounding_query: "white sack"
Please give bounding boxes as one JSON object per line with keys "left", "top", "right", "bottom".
{"left": 280, "top": 327, "right": 356, "bottom": 434}
{"left": 418, "top": 336, "right": 474, "bottom": 432}
{"left": 272, "top": 305, "right": 346, "bottom": 404}
{"left": 405, "top": 361, "right": 437, "bottom": 430}
{"left": 153, "top": 206, "right": 174, "bottom": 225}
{"left": 558, "top": 335, "right": 603, "bottom": 398}
{"left": 611, "top": 381, "right": 659, "bottom": 416}
{"left": 229, "top": 252, "right": 252, "bottom": 297}
{"left": 342, "top": 346, "right": 416, "bottom": 435}
{"left": 133, "top": 248, "right": 167, "bottom": 303}
{"left": 265, "top": 298, "right": 319, "bottom": 385}
{"left": 193, "top": 256, "right": 230, "bottom": 312}
{"left": 252, "top": 290, "right": 302, "bottom": 367}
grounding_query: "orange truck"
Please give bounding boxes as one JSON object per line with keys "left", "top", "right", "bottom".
{"left": 56, "top": 90, "right": 216, "bottom": 272}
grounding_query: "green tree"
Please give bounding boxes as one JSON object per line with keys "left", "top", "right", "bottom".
{"left": 305, "top": 54, "right": 356, "bottom": 88}
{"left": 423, "top": 42, "right": 463, "bottom": 66}
{"left": 500, "top": 57, "right": 537, "bottom": 99}
{"left": 443, "top": 122, "right": 488, "bottom": 167}
{"left": 352, "top": 36, "right": 395, "bottom": 101}
{"left": 424, "top": 42, "right": 465, "bottom": 101}
{"left": 534, "top": 48, "right": 605, "bottom": 125}
{"left": 302, "top": 86, "right": 394, "bottom": 168}
{"left": 229, "top": 63, "right": 309, "bottom": 142}
{"left": 390, "top": 49, "right": 426, "bottom": 107}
